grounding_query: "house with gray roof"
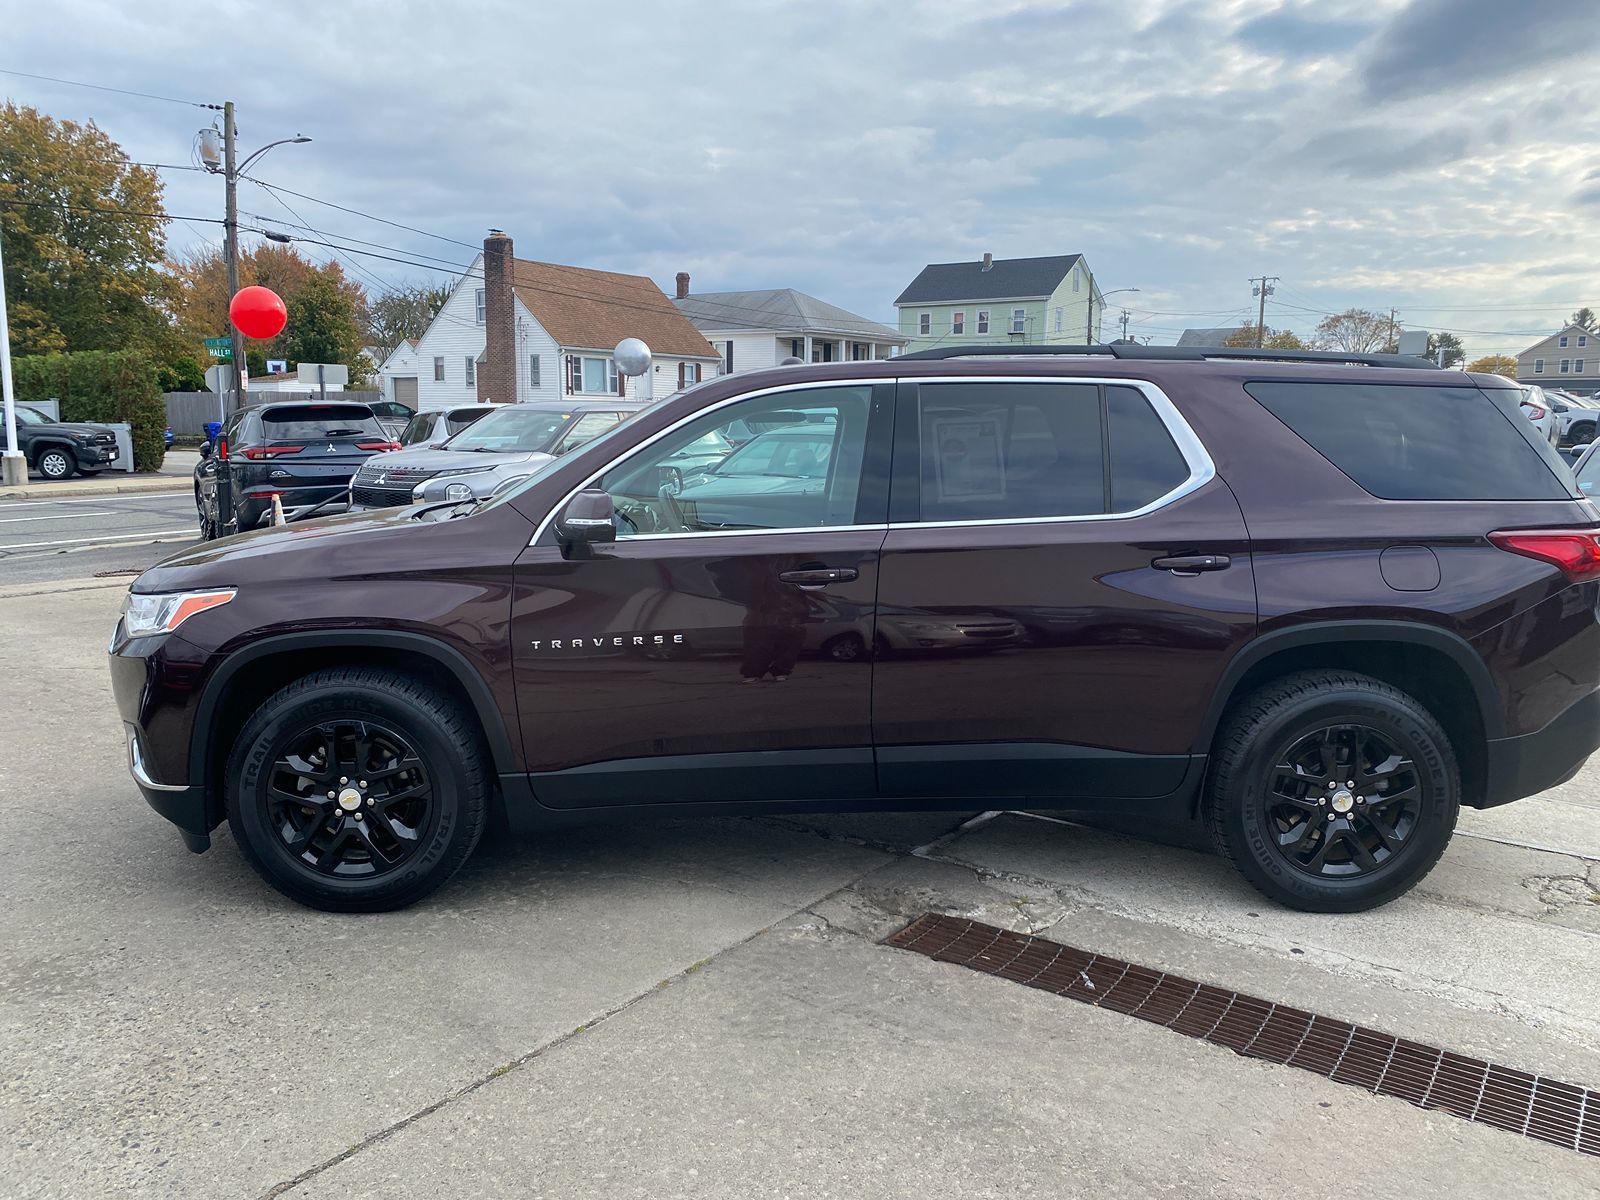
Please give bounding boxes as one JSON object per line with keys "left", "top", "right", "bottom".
{"left": 1176, "top": 327, "right": 1242, "bottom": 347}
{"left": 671, "top": 275, "right": 906, "bottom": 375}
{"left": 893, "top": 252, "right": 1101, "bottom": 351}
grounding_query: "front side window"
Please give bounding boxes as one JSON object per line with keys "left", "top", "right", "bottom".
{"left": 1011, "top": 308, "right": 1026, "bottom": 334}
{"left": 977, "top": 310, "right": 990, "bottom": 334}
{"left": 475, "top": 289, "right": 486, "bottom": 324}
{"left": 399, "top": 413, "right": 433, "bottom": 445}
{"left": 1576, "top": 450, "right": 1600, "bottom": 496}
{"left": 598, "top": 386, "right": 873, "bottom": 535}
{"left": 1246, "top": 381, "right": 1571, "bottom": 501}
{"left": 952, "top": 311, "right": 965, "bottom": 335}
{"left": 918, "top": 313, "right": 931, "bottom": 335}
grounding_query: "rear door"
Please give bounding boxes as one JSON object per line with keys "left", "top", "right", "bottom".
{"left": 872, "top": 376, "right": 1257, "bottom": 804}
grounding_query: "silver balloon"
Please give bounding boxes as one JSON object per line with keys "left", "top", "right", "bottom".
{"left": 613, "top": 338, "right": 653, "bottom": 377}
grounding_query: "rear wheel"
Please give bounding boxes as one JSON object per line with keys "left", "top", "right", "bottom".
{"left": 226, "top": 668, "right": 490, "bottom": 911}
{"left": 1206, "top": 671, "right": 1458, "bottom": 912}
{"left": 1569, "top": 420, "right": 1595, "bottom": 445}
{"left": 36, "top": 447, "right": 75, "bottom": 480}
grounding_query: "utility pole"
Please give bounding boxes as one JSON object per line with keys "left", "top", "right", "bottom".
{"left": 1119, "top": 309, "right": 1131, "bottom": 341}
{"left": 223, "top": 101, "right": 244, "bottom": 415}
{"left": 1387, "top": 307, "right": 1398, "bottom": 352}
{"left": 1250, "top": 276, "right": 1279, "bottom": 348}
{"left": 0, "top": 225, "right": 23, "bottom": 486}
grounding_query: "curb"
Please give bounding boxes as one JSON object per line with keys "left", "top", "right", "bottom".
{"left": 0, "top": 478, "right": 191, "bottom": 501}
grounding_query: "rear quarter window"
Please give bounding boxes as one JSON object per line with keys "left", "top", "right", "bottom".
{"left": 1245, "top": 381, "right": 1575, "bottom": 501}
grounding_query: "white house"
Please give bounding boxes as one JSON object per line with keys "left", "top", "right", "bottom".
{"left": 382, "top": 232, "right": 721, "bottom": 412}
{"left": 246, "top": 369, "right": 345, "bottom": 395}
{"left": 671, "top": 276, "right": 905, "bottom": 373}
{"left": 1517, "top": 323, "right": 1600, "bottom": 396}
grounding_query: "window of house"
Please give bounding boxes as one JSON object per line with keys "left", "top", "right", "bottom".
{"left": 1535, "top": 359, "right": 1545, "bottom": 373}
{"left": 1560, "top": 336, "right": 1569, "bottom": 348}
{"left": 1054, "top": 307, "right": 1063, "bottom": 333}
{"left": 529, "top": 354, "right": 541, "bottom": 388}
{"left": 918, "top": 313, "right": 932, "bottom": 336}
{"left": 1582, "top": 336, "right": 1590, "bottom": 347}
{"left": 791, "top": 339, "right": 805, "bottom": 359}
{"left": 1561, "top": 359, "right": 1571, "bottom": 373}
{"left": 722, "top": 340, "right": 734, "bottom": 374}
{"left": 598, "top": 385, "right": 874, "bottom": 535}
{"left": 1579, "top": 360, "right": 1587, "bottom": 374}
{"left": 1011, "top": 308, "right": 1027, "bottom": 334}
{"left": 1072, "top": 268, "right": 1081, "bottom": 293}
{"left": 475, "top": 289, "right": 486, "bottom": 324}
{"left": 574, "top": 356, "right": 619, "bottom": 394}
{"left": 464, "top": 356, "right": 476, "bottom": 386}
{"left": 952, "top": 311, "right": 965, "bottom": 335}
{"left": 433, "top": 356, "right": 445, "bottom": 382}
{"left": 678, "top": 362, "right": 703, "bottom": 388}
{"left": 977, "top": 310, "right": 990, "bottom": 334}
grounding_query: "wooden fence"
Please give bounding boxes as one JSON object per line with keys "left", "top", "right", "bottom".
{"left": 163, "top": 391, "right": 384, "bottom": 435}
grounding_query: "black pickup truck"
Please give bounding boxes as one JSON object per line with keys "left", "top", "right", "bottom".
{"left": 11, "top": 403, "right": 121, "bottom": 479}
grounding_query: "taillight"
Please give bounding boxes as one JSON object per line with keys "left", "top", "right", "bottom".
{"left": 357, "top": 441, "right": 401, "bottom": 451}
{"left": 1488, "top": 529, "right": 1600, "bottom": 580}
{"left": 1523, "top": 403, "right": 1548, "bottom": 420}
{"left": 240, "top": 445, "right": 306, "bottom": 459}
{"left": 217, "top": 436, "right": 228, "bottom": 461}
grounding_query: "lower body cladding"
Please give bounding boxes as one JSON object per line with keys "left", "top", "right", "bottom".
{"left": 237, "top": 484, "right": 350, "bottom": 528}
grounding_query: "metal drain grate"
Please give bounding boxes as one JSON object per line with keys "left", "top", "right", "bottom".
{"left": 886, "top": 914, "right": 1598, "bottom": 1158}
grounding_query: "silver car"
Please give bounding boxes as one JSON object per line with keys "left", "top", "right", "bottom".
{"left": 349, "top": 402, "right": 643, "bottom": 510}
{"left": 1519, "top": 385, "right": 1561, "bottom": 446}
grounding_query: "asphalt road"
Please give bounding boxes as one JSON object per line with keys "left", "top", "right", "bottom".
{"left": 0, "top": 491, "right": 200, "bottom": 584}
{"left": 5, "top": 581, "right": 1599, "bottom": 1198}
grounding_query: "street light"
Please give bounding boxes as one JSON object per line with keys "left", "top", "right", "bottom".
{"left": 1092, "top": 287, "right": 1140, "bottom": 344}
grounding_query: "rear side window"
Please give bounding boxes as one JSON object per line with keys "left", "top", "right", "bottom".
{"left": 259, "top": 405, "right": 382, "bottom": 441}
{"left": 1246, "top": 382, "right": 1574, "bottom": 501}
{"left": 908, "top": 382, "right": 1197, "bottom": 523}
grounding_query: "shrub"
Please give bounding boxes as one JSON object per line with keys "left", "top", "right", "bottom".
{"left": 11, "top": 349, "right": 167, "bottom": 471}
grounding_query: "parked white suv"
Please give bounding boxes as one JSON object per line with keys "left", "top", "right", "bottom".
{"left": 1519, "top": 385, "right": 1561, "bottom": 445}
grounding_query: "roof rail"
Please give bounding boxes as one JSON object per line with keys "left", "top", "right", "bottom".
{"left": 895, "top": 343, "right": 1443, "bottom": 370}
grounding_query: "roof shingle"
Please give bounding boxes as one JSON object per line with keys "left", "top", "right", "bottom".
{"left": 894, "top": 254, "right": 1083, "bottom": 306}
{"left": 510, "top": 260, "right": 719, "bottom": 359}
{"left": 675, "top": 288, "right": 901, "bottom": 339}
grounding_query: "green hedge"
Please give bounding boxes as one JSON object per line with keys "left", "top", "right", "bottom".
{"left": 11, "top": 350, "right": 167, "bottom": 472}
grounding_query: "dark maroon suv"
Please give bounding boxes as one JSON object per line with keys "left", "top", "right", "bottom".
{"left": 108, "top": 345, "right": 1600, "bottom": 913}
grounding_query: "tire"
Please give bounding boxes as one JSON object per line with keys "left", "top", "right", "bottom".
{"left": 1569, "top": 421, "right": 1595, "bottom": 446}
{"left": 226, "top": 668, "right": 490, "bottom": 912}
{"left": 1205, "top": 670, "right": 1458, "bottom": 913}
{"left": 822, "top": 632, "right": 867, "bottom": 662}
{"left": 36, "top": 446, "right": 76, "bottom": 480}
{"left": 76, "top": 468, "right": 101, "bottom": 477}
{"left": 195, "top": 492, "right": 217, "bottom": 541}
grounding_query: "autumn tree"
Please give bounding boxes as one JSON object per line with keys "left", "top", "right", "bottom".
{"left": 1465, "top": 354, "right": 1517, "bottom": 377}
{"left": 1222, "top": 322, "right": 1308, "bottom": 350}
{"left": 1312, "top": 308, "right": 1396, "bottom": 353}
{"left": 169, "top": 243, "right": 369, "bottom": 381}
{"left": 0, "top": 102, "right": 177, "bottom": 356}
{"left": 363, "top": 281, "right": 450, "bottom": 361}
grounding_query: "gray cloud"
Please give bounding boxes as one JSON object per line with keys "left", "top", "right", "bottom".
{"left": 1363, "top": 0, "right": 1600, "bottom": 99}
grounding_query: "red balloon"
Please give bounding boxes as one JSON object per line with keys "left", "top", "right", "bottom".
{"left": 229, "top": 286, "right": 288, "bottom": 340}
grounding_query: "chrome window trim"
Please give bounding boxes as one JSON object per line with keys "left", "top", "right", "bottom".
{"left": 529, "top": 374, "right": 1215, "bottom": 544}
{"left": 890, "top": 375, "right": 1215, "bottom": 530}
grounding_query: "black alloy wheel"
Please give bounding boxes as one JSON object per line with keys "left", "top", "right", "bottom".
{"left": 227, "top": 668, "right": 489, "bottom": 911}
{"left": 37, "top": 447, "right": 75, "bottom": 480}
{"left": 1207, "top": 671, "right": 1458, "bottom": 912}
{"left": 265, "top": 719, "right": 434, "bottom": 879}
{"left": 1261, "top": 724, "right": 1423, "bottom": 879}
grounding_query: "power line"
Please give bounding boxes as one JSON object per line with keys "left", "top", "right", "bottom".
{"left": 244, "top": 176, "right": 478, "bottom": 251}
{"left": 0, "top": 67, "right": 218, "bottom": 109}
{"left": 0, "top": 196, "right": 221, "bottom": 224}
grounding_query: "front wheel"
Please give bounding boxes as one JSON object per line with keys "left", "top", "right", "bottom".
{"left": 36, "top": 447, "right": 76, "bottom": 480}
{"left": 226, "top": 668, "right": 490, "bottom": 911}
{"left": 1206, "top": 671, "right": 1458, "bottom": 912}
{"left": 1569, "top": 421, "right": 1595, "bottom": 446}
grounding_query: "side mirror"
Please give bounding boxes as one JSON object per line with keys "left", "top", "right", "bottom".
{"left": 556, "top": 488, "right": 616, "bottom": 545}
{"left": 658, "top": 465, "right": 683, "bottom": 497}
{"left": 198, "top": 441, "right": 213, "bottom": 460}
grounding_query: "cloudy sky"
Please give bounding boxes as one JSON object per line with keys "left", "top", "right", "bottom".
{"left": 5, "top": 0, "right": 1600, "bottom": 357}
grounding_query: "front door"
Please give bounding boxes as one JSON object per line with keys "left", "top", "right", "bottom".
{"left": 872, "top": 377, "right": 1256, "bottom": 804}
{"left": 511, "top": 381, "right": 893, "bottom": 808}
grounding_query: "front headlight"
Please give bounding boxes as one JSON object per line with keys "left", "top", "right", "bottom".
{"left": 429, "top": 466, "right": 489, "bottom": 479}
{"left": 120, "top": 589, "right": 236, "bottom": 638}
{"left": 444, "top": 483, "right": 474, "bottom": 501}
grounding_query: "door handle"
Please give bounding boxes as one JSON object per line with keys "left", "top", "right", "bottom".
{"left": 1151, "top": 554, "right": 1231, "bottom": 576}
{"left": 778, "top": 566, "right": 859, "bottom": 588}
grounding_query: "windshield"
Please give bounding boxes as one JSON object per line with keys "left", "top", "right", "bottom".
{"left": 709, "top": 427, "right": 834, "bottom": 478}
{"left": 13, "top": 404, "right": 49, "bottom": 425}
{"left": 1577, "top": 451, "right": 1600, "bottom": 497}
{"left": 446, "top": 407, "right": 572, "bottom": 453}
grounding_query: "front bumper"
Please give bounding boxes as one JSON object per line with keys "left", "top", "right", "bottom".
{"left": 125, "top": 725, "right": 210, "bottom": 850}
{"left": 77, "top": 442, "right": 118, "bottom": 465}
{"left": 1482, "top": 687, "right": 1600, "bottom": 807}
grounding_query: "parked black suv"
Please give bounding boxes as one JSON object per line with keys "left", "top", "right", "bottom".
{"left": 194, "top": 401, "right": 397, "bottom": 537}
{"left": 10, "top": 403, "right": 121, "bottom": 479}
{"left": 112, "top": 346, "right": 1600, "bottom": 914}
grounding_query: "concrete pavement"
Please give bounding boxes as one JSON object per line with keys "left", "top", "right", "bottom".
{"left": 0, "top": 491, "right": 200, "bottom": 585}
{"left": 0, "top": 449, "right": 197, "bottom": 500}
{"left": 3, "top": 581, "right": 1598, "bottom": 1198}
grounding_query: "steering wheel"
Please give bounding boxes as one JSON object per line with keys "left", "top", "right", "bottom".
{"left": 657, "top": 484, "right": 689, "bottom": 532}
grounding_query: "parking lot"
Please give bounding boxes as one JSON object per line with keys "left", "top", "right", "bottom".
{"left": 1, "top": 575, "right": 1596, "bottom": 1198}
{"left": 0, "top": 492, "right": 200, "bottom": 585}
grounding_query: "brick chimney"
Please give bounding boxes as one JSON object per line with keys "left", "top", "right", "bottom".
{"left": 675, "top": 271, "right": 690, "bottom": 300}
{"left": 479, "top": 230, "right": 516, "bottom": 403}
{"left": 981, "top": 252, "right": 993, "bottom": 272}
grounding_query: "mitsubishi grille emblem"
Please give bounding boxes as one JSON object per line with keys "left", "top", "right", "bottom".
{"left": 374, "top": 473, "right": 386, "bottom": 485}
{"left": 326, "top": 443, "right": 336, "bottom": 453}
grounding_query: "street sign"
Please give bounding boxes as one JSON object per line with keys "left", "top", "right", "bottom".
{"left": 203, "top": 336, "right": 233, "bottom": 360}
{"left": 299, "top": 363, "right": 349, "bottom": 387}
